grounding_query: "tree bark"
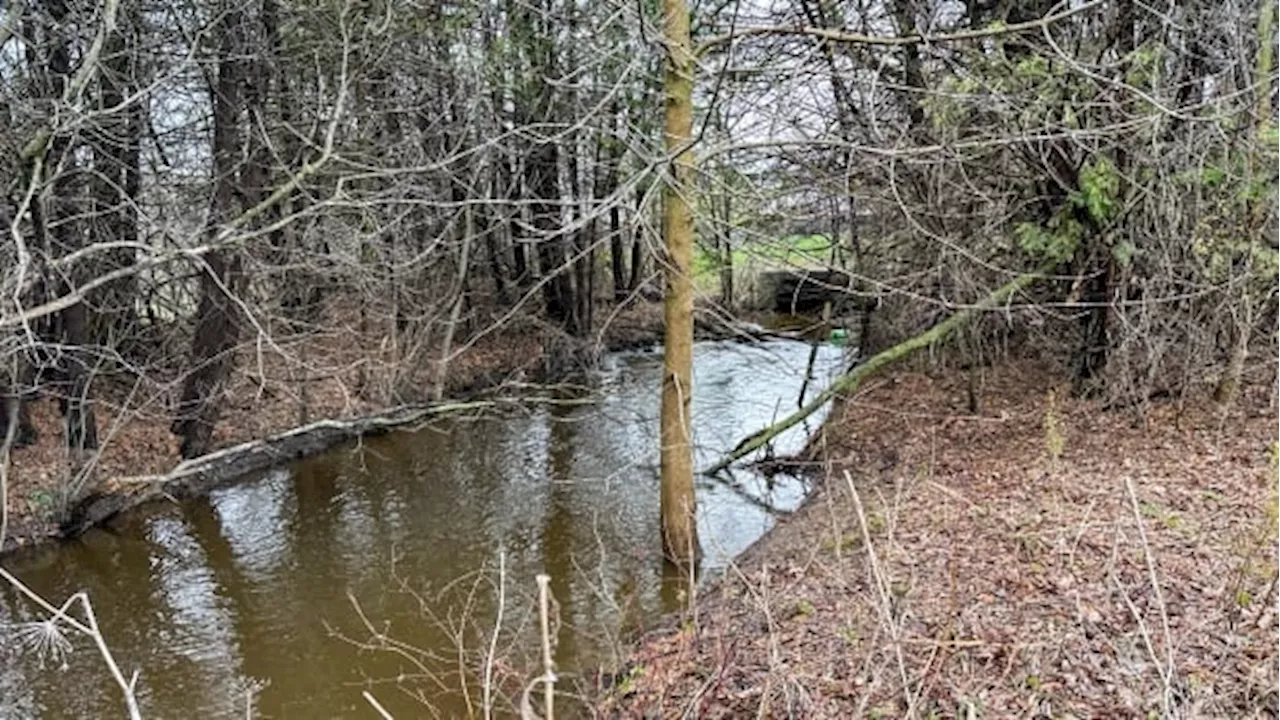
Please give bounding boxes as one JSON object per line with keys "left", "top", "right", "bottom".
{"left": 531, "top": 139, "right": 573, "bottom": 327}
{"left": 172, "top": 4, "right": 244, "bottom": 459}
{"left": 36, "top": 0, "right": 100, "bottom": 462}
{"left": 90, "top": 1, "right": 140, "bottom": 346}
{"left": 628, "top": 189, "right": 645, "bottom": 291}
{"left": 610, "top": 195, "right": 627, "bottom": 301}
{"left": 603, "top": 105, "right": 628, "bottom": 303}
{"left": 891, "top": 0, "right": 927, "bottom": 129}
{"left": 718, "top": 192, "right": 734, "bottom": 309}
{"left": 1214, "top": 0, "right": 1275, "bottom": 405}
{"left": 434, "top": 204, "right": 473, "bottom": 400}
{"left": 659, "top": 0, "right": 699, "bottom": 566}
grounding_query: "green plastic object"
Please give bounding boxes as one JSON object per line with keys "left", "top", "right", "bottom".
{"left": 829, "top": 327, "right": 848, "bottom": 346}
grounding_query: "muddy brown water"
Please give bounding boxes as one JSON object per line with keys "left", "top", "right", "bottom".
{"left": 0, "top": 340, "right": 846, "bottom": 718}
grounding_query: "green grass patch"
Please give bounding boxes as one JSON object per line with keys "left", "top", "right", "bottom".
{"left": 693, "top": 234, "right": 836, "bottom": 292}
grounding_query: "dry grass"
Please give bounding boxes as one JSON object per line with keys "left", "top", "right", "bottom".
{"left": 599, "top": 360, "right": 1278, "bottom": 718}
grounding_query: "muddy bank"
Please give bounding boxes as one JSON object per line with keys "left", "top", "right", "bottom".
{"left": 598, "top": 361, "right": 1278, "bottom": 718}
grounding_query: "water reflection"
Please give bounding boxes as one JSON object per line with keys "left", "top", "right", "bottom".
{"left": 0, "top": 339, "right": 846, "bottom": 718}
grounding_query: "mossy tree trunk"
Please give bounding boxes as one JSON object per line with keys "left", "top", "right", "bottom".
{"left": 707, "top": 265, "right": 1053, "bottom": 474}
{"left": 659, "top": 0, "right": 699, "bottom": 566}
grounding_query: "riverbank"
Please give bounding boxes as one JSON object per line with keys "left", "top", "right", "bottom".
{"left": 0, "top": 331, "right": 849, "bottom": 718}
{"left": 0, "top": 300, "right": 794, "bottom": 555}
{"left": 598, "top": 360, "right": 1278, "bottom": 718}
{"left": 2, "top": 302, "right": 679, "bottom": 553}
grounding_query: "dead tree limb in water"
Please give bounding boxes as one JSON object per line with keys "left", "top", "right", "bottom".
{"left": 705, "top": 264, "right": 1054, "bottom": 474}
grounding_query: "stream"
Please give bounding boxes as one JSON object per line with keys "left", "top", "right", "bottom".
{"left": 0, "top": 339, "right": 847, "bottom": 718}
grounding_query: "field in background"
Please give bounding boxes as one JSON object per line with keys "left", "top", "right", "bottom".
{"left": 693, "top": 234, "right": 837, "bottom": 300}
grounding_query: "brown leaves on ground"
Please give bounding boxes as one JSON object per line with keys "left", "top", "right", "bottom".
{"left": 600, "top": 361, "right": 1278, "bottom": 719}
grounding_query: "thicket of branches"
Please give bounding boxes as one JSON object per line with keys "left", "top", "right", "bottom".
{"left": 1, "top": 0, "right": 667, "bottom": 515}
{"left": 694, "top": 0, "right": 1277, "bottom": 408}
{"left": 1, "top": 0, "right": 1275, "bottom": 520}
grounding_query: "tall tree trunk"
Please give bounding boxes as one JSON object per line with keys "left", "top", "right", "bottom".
{"left": 507, "top": 153, "right": 532, "bottom": 287}
{"left": 609, "top": 192, "right": 626, "bottom": 301}
{"left": 564, "top": 116, "right": 585, "bottom": 336}
{"left": 718, "top": 192, "right": 733, "bottom": 309}
{"left": 261, "top": 0, "right": 320, "bottom": 328}
{"left": 1214, "top": 0, "right": 1275, "bottom": 405}
{"left": 172, "top": 5, "right": 244, "bottom": 459}
{"left": 531, "top": 140, "right": 572, "bottom": 326}
{"left": 434, "top": 205, "right": 473, "bottom": 400}
{"left": 480, "top": 8, "right": 510, "bottom": 304}
{"left": 628, "top": 190, "right": 645, "bottom": 291}
{"left": 563, "top": 0, "right": 588, "bottom": 337}
{"left": 1075, "top": 0, "right": 1135, "bottom": 391}
{"left": 484, "top": 163, "right": 509, "bottom": 303}
{"left": 606, "top": 105, "right": 627, "bottom": 302}
{"left": 90, "top": 1, "right": 140, "bottom": 347}
{"left": 37, "top": 0, "right": 100, "bottom": 467}
{"left": 891, "top": 0, "right": 927, "bottom": 129}
{"left": 516, "top": 0, "right": 574, "bottom": 330}
{"left": 659, "top": 0, "right": 699, "bottom": 566}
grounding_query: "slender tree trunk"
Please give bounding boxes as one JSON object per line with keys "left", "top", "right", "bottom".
{"left": 261, "top": 0, "right": 320, "bottom": 328}
{"left": 891, "top": 1, "right": 927, "bottom": 129}
{"left": 37, "top": 0, "right": 100, "bottom": 467}
{"left": 516, "top": 0, "right": 575, "bottom": 331}
{"left": 480, "top": 9, "right": 509, "bottom": 305}
{"left": 564, "top": 0, "right": 590, "bottom": 337}
{"left": 628, "top": 190, "right": 645, "bottom": 291}
{"left": 659, "top": 0, "right": 699, "bottom": 566}
{"left": 91, "top": 1, "right": 142, "bottom": 347}
{"left": 603, "top": 106, "right": 627, "bottom": 303}
{"left": 565, "top": 111, "right": 586, "bottom": 336}
{"left": 531, "top": 140, "right": 572, "bottom": 326}
{"left": 0, "top": 381, "right": 37, "bottom": 449}
{"left": 484, "top": 166, "right": 509, "bottom": 303}
{"left": 1214, "top": 0, "right": 1274, "bottom": 405}
{"left": 719, "top": 193, "right": 733, "bottom": 309}
{"left": 576, "top": 218, "right": 595, "bottom": 335}
{"left": 172, "top": 5, "right": 244, "bottom": 459}
{"left": 610, "top": 197, "right": 626, "bottom": 301}
{"left": 507, "top": 154, "right": 532, "bottom": 287}
{"left": 435, "top": 205, "right": 473, "bottom": 400}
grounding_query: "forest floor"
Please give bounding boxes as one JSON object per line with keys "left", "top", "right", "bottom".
{"left": 2, "top": 301, "right": 684, "bottom": 551}
{"left": 598, "top": 359, "right": 1279, "bottom": 718}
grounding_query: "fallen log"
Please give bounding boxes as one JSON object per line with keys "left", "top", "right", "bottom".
{"left": 58, "top": 400, "right": 497, "bottom": 538}
{"left": 705, "top": 266, "right": 1051, "bottom": 474}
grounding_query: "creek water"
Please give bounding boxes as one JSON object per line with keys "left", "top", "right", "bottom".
{"left": 0, "top": 339, "right": 847, "bottom": 718}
